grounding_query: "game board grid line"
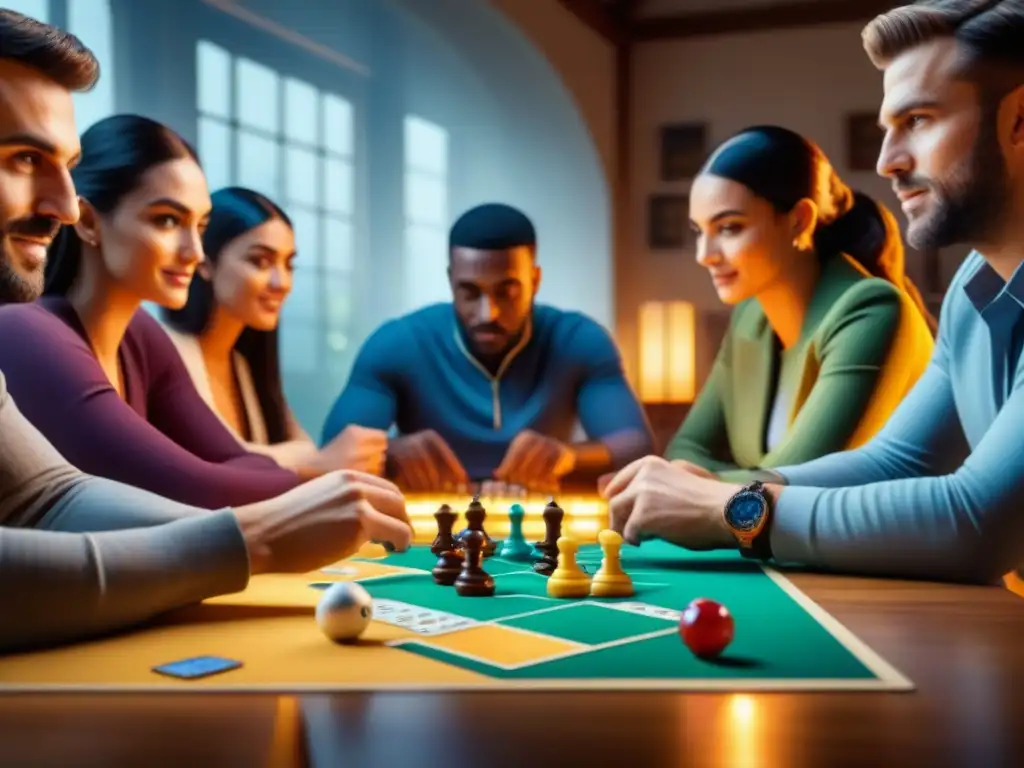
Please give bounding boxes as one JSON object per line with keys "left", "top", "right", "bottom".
{"left": 347, "top": 552, "right": 915, "bottom": 690}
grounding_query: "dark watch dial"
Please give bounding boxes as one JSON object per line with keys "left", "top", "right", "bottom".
{"left": 725, "top": 492, "right": 766, "bottom": 532}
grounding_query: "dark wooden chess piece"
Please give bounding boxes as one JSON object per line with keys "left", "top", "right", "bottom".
{"left": 532, "top": 498, "right": 564, "bottom": 576}
{"left": 455, "top": 530, "right": 495, "bottom": 596}
{"left": 431, "top": 504, "right": 456, "bottom": 556}
{"left": 431, "top": 504, "right": 463, "bottom": 585}
{"left": 463, "top": 495, "right": 497, "bottom": 557}
{"left": 432, "top": 549, "right": 463, "bottom": 586}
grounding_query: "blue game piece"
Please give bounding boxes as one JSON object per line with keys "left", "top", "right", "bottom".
{"left": 499, "top": 503, "right": 534, "bottom": 560}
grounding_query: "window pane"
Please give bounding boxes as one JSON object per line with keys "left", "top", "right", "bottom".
{"left": 198, "top": 116, "right": 231, "bottom": 192}
{"left": 283, "top": 263, "right": 317, "bottom": 321}
{"left": 279, "top": 317, "right": 318, "bottom": 375}
{"left": 322, "top": 94, "right": 353, "bottom": 156}
{"left": 404, "top": 171, "right": 446, "bottom": 226}
{"left": 404, "top": 116, "right": 447, "bottom": 175}
{"left": 290, "top": 207, "right": 320, "bottom": 272}
{"left": 404, "top": 224, "right": 449, "bottom": 309}
{"left": 236, "top": 131, "right": 279, "bottom": 199}
{"left": 69, "top": 0, "right": 114, "bottom": 132}
{"left": 284, "top": 78, "right": 318, "bottom": 145}
{"left": 285, "top": 146, "right": 318, "bottom": 207}
{"left": 323, "top": 217, "right": 352, "bottom": 272}
{"left": 196, "top": 41, "right": 231, "bottom": 119}
{"left": 4, "top": 0, "right": 47, "bottom": 22}
{"left": 236, "top": 57, "right": 279, "bottom": 133}
{"left": 325, "top": 274, "right": 351, "bottom": 355}
{"left": 324, "top": 158, "right": 353, "bottom": 216}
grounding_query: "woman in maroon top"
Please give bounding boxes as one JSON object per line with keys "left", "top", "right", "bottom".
{"left": 0, "top": 115, "right": 310, "bottom": 509}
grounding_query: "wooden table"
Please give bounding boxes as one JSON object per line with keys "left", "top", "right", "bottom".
{"left": 2, "top": 570, "right": 1022, "bottom": 767}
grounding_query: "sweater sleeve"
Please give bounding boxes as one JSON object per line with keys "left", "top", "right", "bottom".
{"left": 0, "top": 512, "right": 250, "bottom": 654}
{"left": 320, "top": 321, "right": 403, "bottom": 444}
{"left": 766, "top": 290, "right": 1009, "bottom": 583}
{"left": 568, "top": 316, "right": 654, "bottom": 465}
{"left": 0, "top": 369, "right": 250, "bottom": 653}
{"left": 0, "top": 306, "right": 301, "bottom": 509}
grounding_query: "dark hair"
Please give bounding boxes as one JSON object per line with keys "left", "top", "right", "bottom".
{"left": 863, "top": 1, "right": 1024, "bottom": 105}
{"left": 0, "top": 9, "right": 99, "bottom": 91}
{"left": 161, "top": 187, "right": 292, "bottom": 445}
{"left": 44, "top": 114, "right": 199, "bottom": 296}
{"left": 700, "top": 125, "right": 937, "bottom": 333}
{"left": 449, "top": 203, "right": 536, "bottom": 254}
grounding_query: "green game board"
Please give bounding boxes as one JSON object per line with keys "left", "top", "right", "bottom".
{"left": 346, "top": 541, "right": 914, "bottom": 691}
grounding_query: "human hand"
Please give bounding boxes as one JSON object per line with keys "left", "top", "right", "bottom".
{"left": 319, "top": 424, "right": 389, "bottom": 475}
{"left": 386, "top": 429, "right": 469, "bottom": 492}
{"left": 234, "top": 470, "right": 413, "bottom": 574}
{"left": 493, "top": 430, "right": 576, "bottom": 491}
{"left": 601, "top": 455, "right": 738, "bottom": 549}
{"left": 669, "top": 459, "right": 718, "bottom": 480}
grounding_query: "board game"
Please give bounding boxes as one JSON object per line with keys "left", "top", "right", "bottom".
{"left": 0, "top": 510, "right": 914, "bottom": 692}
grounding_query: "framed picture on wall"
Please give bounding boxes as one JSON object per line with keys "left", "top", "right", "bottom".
{"left": 846, "top": 112, "right": 884, "bottom": 171}
{"left": 648, "top": 194, "right": 691, "bottom": 250}
{"left": 660, "top": 122, "right": 707, "bottom": 181}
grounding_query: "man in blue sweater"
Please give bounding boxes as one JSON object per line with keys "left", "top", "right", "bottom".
{"left": 322, "top": 203, "right": 653, "bottom": 492}
{"left": 604, "top": 1, "right": 1024, "bottom": 584}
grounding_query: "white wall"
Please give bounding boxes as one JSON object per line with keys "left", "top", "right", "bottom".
{"left": 389, "top": 0, "right": 616, "bottom": 329}
{"left": 626, "top": 22, "right": 969, "bottom": 384}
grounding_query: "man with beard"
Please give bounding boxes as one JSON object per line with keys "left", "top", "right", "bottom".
{"left": 601, "top": 0, "right": 1024, "bottom": 584}
{"left": 321, "top": 203, "right": 653, "bottom": 493}
{"left": 0, "top": 10, "right": 412, "bottom": 653}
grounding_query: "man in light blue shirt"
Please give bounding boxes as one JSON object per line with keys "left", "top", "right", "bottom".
{"left": 603, "top": 1, "right": 1024, "bottom": 584}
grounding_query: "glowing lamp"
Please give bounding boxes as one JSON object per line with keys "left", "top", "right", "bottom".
{"left": 638, "top": 300, "right": 696, "bottom": 403}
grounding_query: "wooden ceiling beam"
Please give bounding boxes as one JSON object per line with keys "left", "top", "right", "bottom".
{"left": 632, "top": 0, "right": 901, "bottom": 42}
{"left": 557, "top": 0, "right": 629, "bottom": 46}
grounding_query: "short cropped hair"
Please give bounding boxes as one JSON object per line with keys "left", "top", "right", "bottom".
{"left": 0, "top": 9, "right": 99, "bottom": 91}
{"left": 449, "top": 203, "right": 536, "bottom": 254}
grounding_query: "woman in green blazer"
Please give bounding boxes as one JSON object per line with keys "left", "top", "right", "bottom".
{"left": 665, "top": 125, "right": 936, "bottom": 483}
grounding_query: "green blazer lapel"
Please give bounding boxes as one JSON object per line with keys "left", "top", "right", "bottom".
{"left": 728, "top": 309, "right": 776, "bottom": 467}
{"left": 759, "top": 253, "right": 868, "bottom": 463}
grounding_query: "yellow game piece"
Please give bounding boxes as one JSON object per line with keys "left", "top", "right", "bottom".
{"left": 547, "top": 537, "right": 591, "bottom": 598}
{"left": 590, "top": 529, "right": 634, "bottom": 597}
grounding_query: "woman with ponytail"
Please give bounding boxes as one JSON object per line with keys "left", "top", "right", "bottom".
{"left": 665, "top": 125, "right": 935, "bottom": 482}
{"left": 0, "top": 114, "right": 312, "bottom": 508}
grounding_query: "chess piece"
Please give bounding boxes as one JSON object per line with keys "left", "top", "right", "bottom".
{"left": 463, "top": 495, "right": 497, "bottom": 557}
{"left": 547, "top": 537, "right": 591, "bottom": 598}
{"left": 431, "top": 504, "right": 457, "bottom": 556}
{"left": 532, "top": 498, "right": 564, "bottom": 575}
{"left": 590, "top": 529, "right": 634, "bottom": 597}
{"left": 455, "top": 530, "right": 495, "bottom": 596}
{"left": 499, "top": 503, "right": 533, "bottom": 560}
{"left": 432, "top": 549, "right": 463, "bottom": 586}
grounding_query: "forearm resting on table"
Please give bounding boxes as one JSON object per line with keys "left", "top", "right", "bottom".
{"left": 0, "top": 512, "right": 250, "bottom": 654}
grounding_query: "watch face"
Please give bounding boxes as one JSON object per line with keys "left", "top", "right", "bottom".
{"left": 725, "top": 492, "right": 766, "bottom": 532}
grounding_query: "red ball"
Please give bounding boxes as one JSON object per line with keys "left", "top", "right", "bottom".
{"left": 679, "top": 598, "right": 734, "bottom": 658}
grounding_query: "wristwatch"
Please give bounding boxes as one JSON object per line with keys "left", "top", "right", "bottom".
{"left": 723, "top": 481, "right": 773, "bottom": 560}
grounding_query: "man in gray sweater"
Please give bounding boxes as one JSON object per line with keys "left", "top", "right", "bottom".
{"left": 0, "top": 10, "right": 412, "bottom": 654}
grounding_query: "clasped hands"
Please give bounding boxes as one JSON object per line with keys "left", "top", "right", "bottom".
{"left": 599, "top": 456, "right": 740, "bottom": 550}
{"left": 386, "top": 428, "right": 575, "bottom": 494}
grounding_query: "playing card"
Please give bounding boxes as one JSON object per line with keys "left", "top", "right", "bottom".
{"left": 373, "top": 599, "right": 476, "bottom": 636}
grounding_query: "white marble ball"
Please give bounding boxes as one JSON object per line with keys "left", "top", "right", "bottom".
{"left": 316, "top": 582, "right": 373, "bottom": 643}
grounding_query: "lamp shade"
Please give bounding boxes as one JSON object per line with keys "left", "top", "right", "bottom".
{"left": 638, "top": 300, "right": 696, "bottom": 403}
